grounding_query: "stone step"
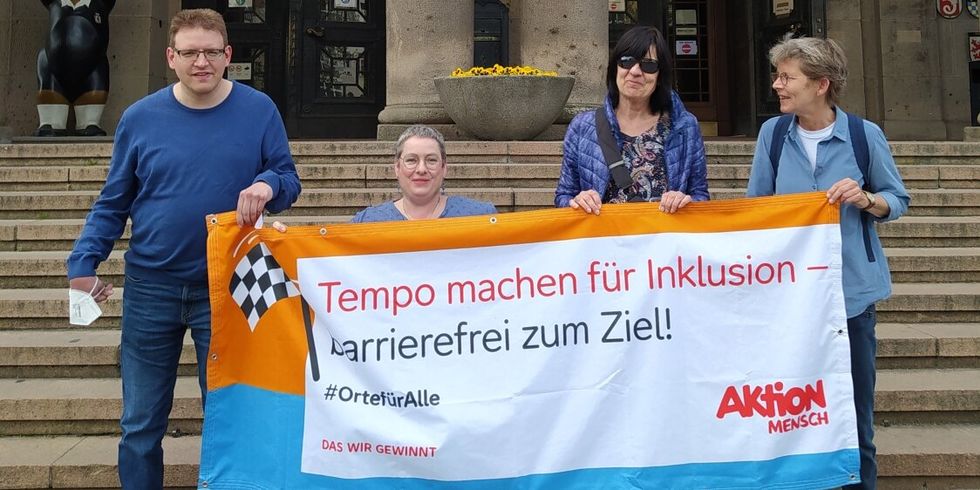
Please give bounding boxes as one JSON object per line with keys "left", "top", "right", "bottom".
{"left": 0, "top": 187, "right": 976, "bottom": 219}
{"left": 515, "top": 188, "right": 980, "bottom": 217}
{"left": 0, "top": 434, "right": 199, "bottom": 489}
{"left": 0, "top": 369, "right": 977, "bottom": 436}
{"left": 0, "top": 163, "right": 566, "bottom": 191}
{"left": 0, "top": 283, "right": 977, "bottom": 330}
{"left": 0, "top": 216, "right": 348, "bottom": 252}
{"left": 2, "top": 247, "right": 975, "bottom": 288}
{"left": 4, "top": 163, "right": 977, "bottom": 191}
{"left": 875, "top": 368, "right": 980, "bottom": 425}
{"left": 0, "top": 377, "right": 202, "bottom": 437}
{"left": 881, "top": 283, "right": 980, "bottom": 323}
{"left": 878, "top": 216, "right": 980, "bottom": 248}
{"left": 4, "top": 140, "right": 980, "bottom": 166}
{"left": 0, "top": 329, "right": 196, "bottom": 378}
{"left": 885, "top": 247, "right": 980, "bottom": 283}
{"left": 3, "top": 215, "right": 977, "bottom": 252}
{"left": 0, "top": 425, "right": 977, "bottom": 488}
{"left": 877, "top": 323, "right": 980, "bottom": 369}
{"left": 5, "top": 323, "right": 974, "bottom": 380}
{"left": 875, "top": 424, "right": 980, "bottom": 486}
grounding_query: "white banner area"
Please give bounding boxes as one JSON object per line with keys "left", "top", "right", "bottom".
{"left": 297, "top": 223, "right": 859, "bottom": 484}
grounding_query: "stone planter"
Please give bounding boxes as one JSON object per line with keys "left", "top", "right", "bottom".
{"left": 433, "top": 76, "right": 575, "bottom": 140}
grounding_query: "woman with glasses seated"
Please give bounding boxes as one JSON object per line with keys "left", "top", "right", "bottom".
{"left": 351, "top": 124, "right": 496, "bottom": 222}
{"left": 555, "top": 25, "right": 708, "bottom": 215}
{"left": 273, "top": 125, "right": 493, "bottom": 231}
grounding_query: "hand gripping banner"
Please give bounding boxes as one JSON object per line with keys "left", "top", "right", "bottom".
{"left": 200, "top": 192, "right": 860, "bottom": 489}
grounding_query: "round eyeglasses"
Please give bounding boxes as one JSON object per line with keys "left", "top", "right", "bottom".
{"left": 399, "top": 156, "right": 442, "bottom": 170}
{"left": 771, "top": 72, "right": 803, "bottom": 86}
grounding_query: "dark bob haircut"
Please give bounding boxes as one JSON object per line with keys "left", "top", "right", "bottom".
{"left": 606, "top": 26, "right": 674, "bottom": 114}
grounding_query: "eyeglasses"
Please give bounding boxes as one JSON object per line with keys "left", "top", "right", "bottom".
{"left": 771, "top": 72, "right": 802, "bottom": 86}
{"left": 399, "top": 156, "right": 442, "bottom": 170}
{"left": 618, "top": 56, "right": 659, "bottom": 74}
{"left": 174, "top": 48, "right": 227, "bottom": 62}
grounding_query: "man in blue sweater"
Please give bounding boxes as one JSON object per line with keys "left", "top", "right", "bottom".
{"left": 65, "top": 9, "right": 300, "bottom": 489}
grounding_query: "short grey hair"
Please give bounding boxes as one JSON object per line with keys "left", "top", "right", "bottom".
{"left": 394, "top": 125, "right": 447, "bottom": 160}
{"left": 769, "top": 37, "right": 848, "bottom": 106}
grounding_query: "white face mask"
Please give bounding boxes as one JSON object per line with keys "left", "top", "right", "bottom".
{"left": 68, "top": 282, "right": 103, "bottom": 326}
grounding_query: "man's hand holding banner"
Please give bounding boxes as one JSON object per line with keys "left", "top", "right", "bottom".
{"left": 200, "top": 192, "right": 860, "bottom": 489}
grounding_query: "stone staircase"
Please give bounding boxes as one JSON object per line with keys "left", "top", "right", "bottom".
{"left": 0, "top": 141, "right": 978, "bottom": 489}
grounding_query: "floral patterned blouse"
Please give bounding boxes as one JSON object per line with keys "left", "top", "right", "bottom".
{"left": 606, "top": 112, "right": 671, "bottom": 203}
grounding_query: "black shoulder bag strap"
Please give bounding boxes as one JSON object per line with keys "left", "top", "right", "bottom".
{"left": 594, "top": 108, "right": 633, "bottom": 193}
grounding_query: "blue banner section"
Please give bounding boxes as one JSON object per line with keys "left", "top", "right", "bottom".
{"left": 198, "top": 384, "right": 860, "bottom": 489}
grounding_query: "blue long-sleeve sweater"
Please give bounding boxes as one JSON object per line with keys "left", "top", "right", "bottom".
{"left": 67, "top": 81, "right": 301, "bottom": 284}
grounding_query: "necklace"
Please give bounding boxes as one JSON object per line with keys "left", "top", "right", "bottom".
{"left": 398, "top": 195, "right": 443, "bottom": 220}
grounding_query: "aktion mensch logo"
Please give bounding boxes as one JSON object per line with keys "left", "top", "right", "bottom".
{"left": 716, "top": 379, "right": 830, "bottom": 434}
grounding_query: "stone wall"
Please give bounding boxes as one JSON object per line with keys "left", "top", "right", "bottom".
{"left": 0, "top": 1, "right": 12, "bottom": 141}
{"left": 829, "top": 0, "right": 978, "bottom": 140}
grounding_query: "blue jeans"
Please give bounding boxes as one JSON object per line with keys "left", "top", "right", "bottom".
{"left": 118, "top": 273, "right": 211, "bottom": 490}
{"left": 843, "top": 305, "right": 877, "bottom": 490}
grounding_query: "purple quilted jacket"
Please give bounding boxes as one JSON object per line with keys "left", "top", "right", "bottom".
{"left": 555, "top": 91, "right": 709, "bottom": 207}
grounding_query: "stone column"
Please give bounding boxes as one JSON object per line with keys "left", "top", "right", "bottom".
{"left": 516, "top": 0, "right": 606, "bottom": 122}
{"left": 875, "top": 1, "right": 946, "bottom": 139}
{"left": 377, "top": 1, "right": 474, "bottom": 130}
{"left": 0, "top": 1, "right": 11, "bottom": 142}
{"left": 97, "top": 0, "right": 173, "bottom": 135}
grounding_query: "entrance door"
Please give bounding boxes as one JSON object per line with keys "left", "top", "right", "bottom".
{"left": 184, "top": 0, "right": 386, "bottom": 139}
{"left": 181, "top": 1, "right": 287, "bottom": 112}
{"left": 753, "top": 0, "right": 826, "bottom": 128}
{"left": 665, "top": 0, "right": 729, "bottom": 136}
{"left": 292, "top": 0, "right": 385, "bottom": 138}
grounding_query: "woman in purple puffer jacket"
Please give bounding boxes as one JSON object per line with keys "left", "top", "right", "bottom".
{"left": 555, "top": 26, "right": 709, "bottom": 214}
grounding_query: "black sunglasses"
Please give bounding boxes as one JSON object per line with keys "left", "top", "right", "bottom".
{"left": 618, "top": 56, "right": 659, "bottom": 74}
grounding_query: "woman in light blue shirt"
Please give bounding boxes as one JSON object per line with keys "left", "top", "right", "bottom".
{"left": 747, "top": 37, "right": 910, "bottom": 490}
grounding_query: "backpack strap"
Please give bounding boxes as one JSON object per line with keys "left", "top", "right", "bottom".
{"left": 846, "top": 111, "right": 876, "bottom": 263}
{"left": 594, "top": 108, "right": 633, "bottom": 194}
{"left": 768, "top": 114, "right": 794, "bottom": 181}
{"left": 847, "top": 111, "right": 870, "bottom": 189}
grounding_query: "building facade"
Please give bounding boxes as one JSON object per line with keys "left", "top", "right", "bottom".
{"left": 1, "top": 0, "right": 978, "bottom": 140}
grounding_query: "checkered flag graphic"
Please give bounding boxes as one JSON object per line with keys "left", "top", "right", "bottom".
{"left": 230, "top": 242, "right": 300, "bottom": 331}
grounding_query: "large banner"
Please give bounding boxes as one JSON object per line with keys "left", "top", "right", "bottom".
{"left": 200, "top": 192, "right": 860, "bottom": 489}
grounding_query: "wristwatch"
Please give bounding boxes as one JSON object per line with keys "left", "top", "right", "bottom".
{"left": 861, "top": 191, "right": 876, "bottom": 211}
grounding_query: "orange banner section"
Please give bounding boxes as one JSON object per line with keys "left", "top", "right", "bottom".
{"left": 205, "top": 192, "right": 838, "bottom": 395}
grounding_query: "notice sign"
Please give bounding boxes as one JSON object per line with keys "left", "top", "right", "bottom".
{"left": 773, "top": 0, "right": 794, "bottom": 16}
{"left": 675, "top": 9, "right": 697, "bottom": 25}
{"left": 609, "top": 0, "right": 626, "bottom": 12}
{"left": 227, "top": 63, "right": 252, "bottom": 81}
{"left": 676, "top": 40, "right": 698, "bottom": 56}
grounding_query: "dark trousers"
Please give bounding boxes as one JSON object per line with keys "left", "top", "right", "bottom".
{"left": 118, "top": 274, "right": 211, "bottom": 490}
{"left": 843, "top": 305, "right": 877, "bottom": 489}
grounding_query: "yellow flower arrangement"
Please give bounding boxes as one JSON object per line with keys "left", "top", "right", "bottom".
{"left": 451, "top": 64, "right": 558, "bottom": 77}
